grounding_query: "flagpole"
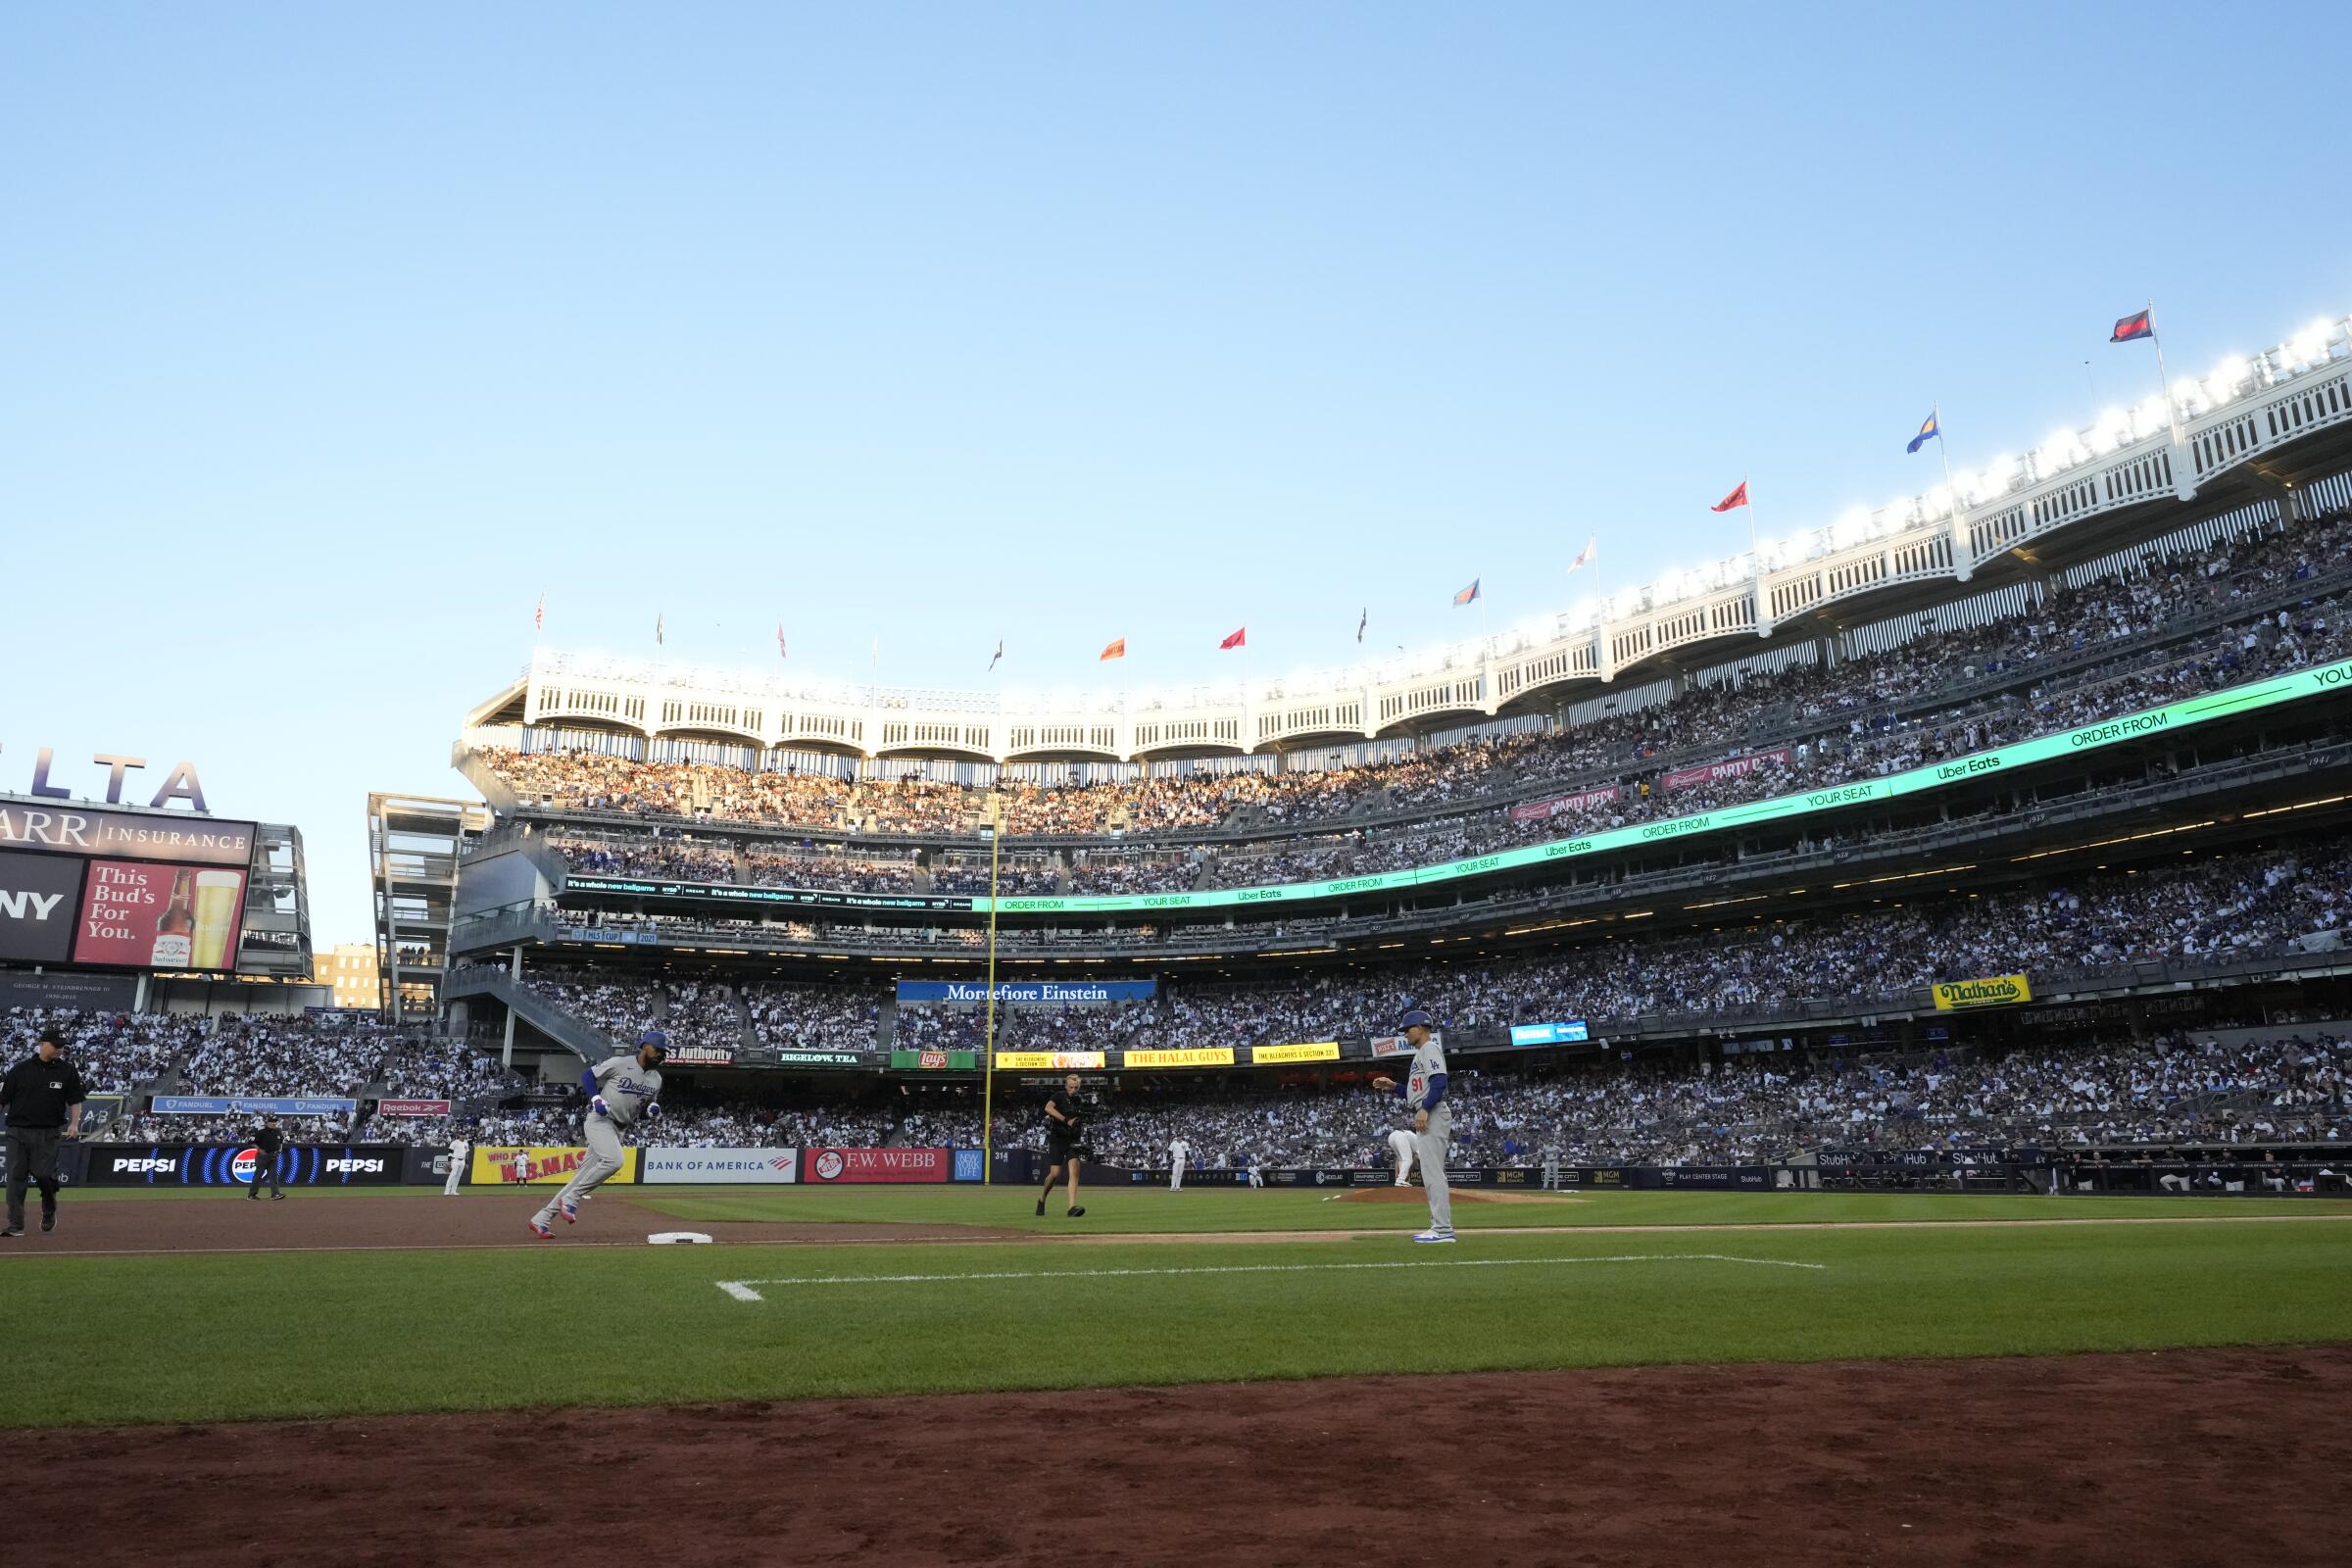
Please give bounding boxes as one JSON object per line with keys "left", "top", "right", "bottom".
{"left": 2145, "top": 298, "right": 2184, "bottom": 447}
{"left": 1935, "top": 401, "right": 1960, "bottom": 514}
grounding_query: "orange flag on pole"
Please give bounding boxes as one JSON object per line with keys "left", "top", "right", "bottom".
{"left": 1100, "top": 637, "right": 1127, "bottom": 662}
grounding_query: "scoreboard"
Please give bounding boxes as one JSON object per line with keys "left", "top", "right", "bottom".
{"left": 0, "top": 803, "right": 258, "bottom": 973}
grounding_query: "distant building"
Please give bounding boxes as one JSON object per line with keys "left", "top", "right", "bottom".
{"left": 314, "top": 942, "right": 383, "bottom": 1010}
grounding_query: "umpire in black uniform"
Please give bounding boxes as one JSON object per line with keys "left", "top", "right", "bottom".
{"left": 2, "top": 1029, "right": 86, "bottom": 1237}
{"left": 248, "top": 1115, "right": 286, "bottom": 1200}
{"left": 1034, "top": 1073, "right": 1088, "bottom": 1219}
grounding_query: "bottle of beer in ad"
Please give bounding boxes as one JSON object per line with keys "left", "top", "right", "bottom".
{"left": 153, "top": 869, "right": 197, "bottom": 969}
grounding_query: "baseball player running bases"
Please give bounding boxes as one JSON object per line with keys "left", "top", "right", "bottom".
{"left": 529, "top": 1031, "right": 666, "bottom": 1238}
{"left": 1370, "top": 1003, "right": 1452, "bottom": 1242}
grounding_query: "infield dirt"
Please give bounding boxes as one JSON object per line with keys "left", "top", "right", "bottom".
{"left": 5, "top": 1345, "right": 2343, "bottom": 1567}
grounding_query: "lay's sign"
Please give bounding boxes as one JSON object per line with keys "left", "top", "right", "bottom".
{"left": 1931, "top": 974, "right": 2033, "bottom": 1011}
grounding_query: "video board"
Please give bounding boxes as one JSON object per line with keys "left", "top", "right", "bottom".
{"left": 0, "top": 805, "right": 259, "bottom": 973}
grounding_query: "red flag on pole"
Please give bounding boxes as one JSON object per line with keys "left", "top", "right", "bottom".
{"left": 2111, "top": 309, "right": 2154, "bottom": 343}
{"left": 1100, "top": 637, "right": 1126, "bottom": 662}
{"left": 1219, "top": 627, "right": 1247, "bottom": 650}
{"left": 1711, "top": 480, "right": 1749, "bottom": 513}
{"left": 534, "top": 593, "right": 544, "bottom": 630}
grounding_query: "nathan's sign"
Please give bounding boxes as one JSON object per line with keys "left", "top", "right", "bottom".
{"left": 1507, "top": 785, "right": 1620, "bottom": 825}
{"left": 1658, "top": 748, "right": 1792, "bottom": 794}
{"left": 1, "top": 748, "right": 212, "bottom": 812}
{"left": 1932, "top": 974, "right": 2034, "bottom": 1011}
{"left": 0, "top": 804, "right": 257, "bottom": 866}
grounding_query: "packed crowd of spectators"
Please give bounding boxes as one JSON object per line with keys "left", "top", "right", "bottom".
{"left": 181, "top": 1016, "right": 405, "bottom": 1097}
{"left": 549, "top": 832, "right": 736, "bottom": 882}
{"left": 742, "top": 981, "right": 882, "bottom": 1054}
{"left": 0, "top": 1008, "right": 207, "bottom": 1096}
{"left": 476, "top": 509, "right": 2352, "bottom": 910}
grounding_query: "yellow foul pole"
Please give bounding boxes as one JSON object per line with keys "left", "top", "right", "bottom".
{"left": 980, "top": 790, "right": 1003, "bottom": 1184}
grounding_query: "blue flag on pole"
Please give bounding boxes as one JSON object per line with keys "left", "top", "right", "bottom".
{"left": 1905, "top": 411, "right": 1940, "bottom": 454}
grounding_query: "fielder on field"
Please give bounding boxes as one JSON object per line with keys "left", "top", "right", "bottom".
{"left": 444, "top": 1132, "right": 469, "bottom": 1196}
{"left": 1370, "top": 1004, "right": 1452, "bottom": 1243}
{"left": 1167, "top": 1135, "right": 1189, "bottom": 1191}
{"left": 529, "top": 1031, "right": 665, "bottom": 1238}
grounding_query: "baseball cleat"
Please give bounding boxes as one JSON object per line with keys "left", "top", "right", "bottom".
{"left": 0, "top": 1226, "right": 22, "bottom": 1238}
{"left": 41, "top": 1209, "right": 57, "bottom": 1233}
{"left": 527, "top": 1218, "right": 554, "bottom": 1239}
{"left": 560, "top": 1198, "right": 578, "bottom": 1223}
{"left": 1412, "top": 1231, "right": 1456, "bottom": 1244}
{"left": 1066, "top": 1206, "right": 1086, "bottom": 1217}
{"left": 1035, "top": 1200, "right": 1046, "bottom": 1217}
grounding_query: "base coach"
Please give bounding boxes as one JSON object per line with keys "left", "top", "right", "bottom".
{"left": 2, "top": 1030, "right": 86, "bottom": 1237}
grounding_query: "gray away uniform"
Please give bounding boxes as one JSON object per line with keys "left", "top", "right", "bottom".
{"left": 1402, "top": 1039, "right": 1452, "bottom": 1237}
{"left": 536, "top": 1055, "right": 662, "bottom": 1226}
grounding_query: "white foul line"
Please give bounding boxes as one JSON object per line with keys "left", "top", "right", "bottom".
{"left": 713, "top": 1251, "right": 1826, "bottom": 1302}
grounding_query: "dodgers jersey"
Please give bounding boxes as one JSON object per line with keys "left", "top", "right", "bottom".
{"left": 587, "top": 1054, "right": 663, "bottom": 1127}
{"left": 1403, "top": 1039, "right": 1447, "bottom": 1112}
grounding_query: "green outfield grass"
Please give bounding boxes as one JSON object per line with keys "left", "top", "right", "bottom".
{"left": 4, "top": 1192, "right": 2349, "bottom": 1429}
{"left": 633, "top": 1182, "right": 2352, "bottom": 1232}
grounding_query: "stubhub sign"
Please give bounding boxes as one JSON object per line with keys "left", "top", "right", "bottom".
{"left": 640, "top": 1148, "right": 802, "bottom": 1185}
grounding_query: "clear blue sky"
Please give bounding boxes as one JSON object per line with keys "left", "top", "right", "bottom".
{"left": 4, "top": 2, "right": 2348, "bottom": 945}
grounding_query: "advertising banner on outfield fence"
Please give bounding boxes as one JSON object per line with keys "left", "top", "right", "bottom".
{"left": 994, "top": 1051, "right": 1106, "bottom": 1070}
{"left": 372, "top": 1099, "right": 450, "bottom": 1117}
{"left": 662, "top": 1046, "right": 735, "bottom": 1067}
{"left": 1120, "top": 1047, "right": 1235, "bottom": 1070}
{"left": 1509, "top": 1021, "right": 1591, "bottom": 1046}
{"left": 150, "top": 1095, "right": 358, "bottom": 1117}
{"left": 802, "top": 1147, "right": 953, "bottom": 1184}
{"left": 1250, "top": 1042, "right": 1340, "bottom": 1065}
{"left": 471, "top": 1146, "right": 642, "bottom": 1185}
{"left": 84, "top": 1144, "right": 406, "bottom": 1186}
{"left": 896, "top": 979, "right": 1156, "bottom": 1004}
{"left": 1658, "top": 748, "right": 1792, "bottom": 794}
{"left": 1931, "top": 973, "right": 2033, "bottom": 1010}
{"left": 641, "top": 1148, "right": 801, "bottom": 1184}
{"left": 1507, "top": 785, "right": 1621, "bottom": 825}
{"left": 891, "top": 1049, "right": 977, "bottom": 1070}
{"left": 1369, "top": 1031, "right": 1443, "bottom": 1058}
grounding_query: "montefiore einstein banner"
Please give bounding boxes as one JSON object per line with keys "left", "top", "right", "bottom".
{"left": 896, "top": 979, "right": 1155, "bottom": 1004}
{"left": 1932, "top": 974, "right": 2034, "bottom": 1011}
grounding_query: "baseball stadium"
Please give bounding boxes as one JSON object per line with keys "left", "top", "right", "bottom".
{"left": 9, "top": 11, "right": 2352, "bottom": 1565}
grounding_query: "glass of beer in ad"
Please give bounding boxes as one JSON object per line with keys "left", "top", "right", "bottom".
{"left": 192, "top": 870, "right": 242, "bottom": 970}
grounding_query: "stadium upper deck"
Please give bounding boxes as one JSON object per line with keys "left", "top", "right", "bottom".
{"left": 463, "top": 310, "right": 2352, "bottom": 765}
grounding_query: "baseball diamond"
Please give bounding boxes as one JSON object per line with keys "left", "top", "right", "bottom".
{"left": 10, "top": 9, "right": 2352, "bottom": 1563}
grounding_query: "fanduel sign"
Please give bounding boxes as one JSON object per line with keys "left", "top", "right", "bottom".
{"left": 895, "top": 980, "right": 1156, "bottom": 1004}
